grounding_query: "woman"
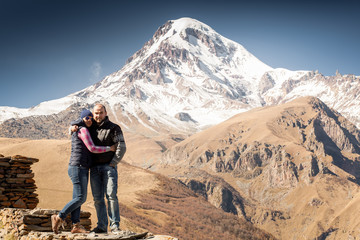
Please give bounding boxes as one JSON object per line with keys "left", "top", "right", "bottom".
{"left": 51, "top": 109, "right": 117, "bottom": 234}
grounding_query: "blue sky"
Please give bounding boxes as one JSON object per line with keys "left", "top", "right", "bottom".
{"left": 1, "top": 0, "right": 359, "bottom": 108}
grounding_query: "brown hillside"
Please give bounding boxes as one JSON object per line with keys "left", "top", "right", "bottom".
{"left": 0, "top": 137, "right": 158, "bottom": 232}
{"left": 0, "top": 137, "right": 274, "bottom": 239}
{"left": 159, "top": 96, "right": 360, "bottom": 239}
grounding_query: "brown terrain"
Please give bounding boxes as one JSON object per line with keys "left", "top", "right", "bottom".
{"left": 154, "top": 96, "right": 360, "bottom": 239}
{"left": 2, "top": 96, "right": 360, "bottom": 239}
{"left": 0, "top": 136, "right": 273, "bottom": 239}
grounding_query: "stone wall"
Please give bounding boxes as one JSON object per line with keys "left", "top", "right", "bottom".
{"left": 0, "top": 154, "right": 39, "bottom": 209}
{"left": 0, "top": 208, "right": 153, "bottom": 240}
{"left": 0, "top": 208, "right": 91, "bottom": 238}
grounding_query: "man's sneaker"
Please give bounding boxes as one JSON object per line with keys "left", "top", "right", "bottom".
{"left": 111, "top": 227, "right": 122, "bottom": 235}
{"left": 71, "top": 223, "right": 89, "bottom": 234}
{"left": 90, "top": 226, "right": 107, "bottom": 233}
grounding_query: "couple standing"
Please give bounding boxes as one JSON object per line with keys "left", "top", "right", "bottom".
{"left": 51, "top": 103, "right": 126, "bottom": 234}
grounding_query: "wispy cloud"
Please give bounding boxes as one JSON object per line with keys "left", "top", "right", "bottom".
{"left": 89, "top": 61, "right": 102, "bottom": 84}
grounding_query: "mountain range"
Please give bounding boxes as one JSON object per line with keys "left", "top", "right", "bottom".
{"left": 0, "top": 17, "right": 359, "bottom": 139}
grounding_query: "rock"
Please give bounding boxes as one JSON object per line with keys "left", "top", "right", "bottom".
{"left": 13, "top": 199, "right": 26, "bottom": 208}
{"left": 0, "top": 154, "right": 39, "bottom": 209}
{"left": 174, "top": 112, "right": 197, "bottom": 123}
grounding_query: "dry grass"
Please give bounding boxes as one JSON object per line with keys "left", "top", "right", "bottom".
{"left": 121, "top": 174, "right": 276, "bottom": 240}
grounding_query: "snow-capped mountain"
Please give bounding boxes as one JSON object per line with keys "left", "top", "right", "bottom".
{"left": 1, "top": 17, "right": 360, "bottom": 138}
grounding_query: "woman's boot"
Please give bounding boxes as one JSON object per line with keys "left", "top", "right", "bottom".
{"left": 51, "top": 214, "right": 64, "bottom": 234}
{"left": 71, "top": 222, "right": 90, "bottom": 233}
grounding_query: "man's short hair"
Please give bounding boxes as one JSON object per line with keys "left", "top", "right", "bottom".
{"left": 94, "top": 103, "right": 107, "bottom": 113}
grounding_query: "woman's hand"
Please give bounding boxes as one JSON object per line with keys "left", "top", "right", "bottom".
{"left": 110, "top": 143, "right": 118, "bottom": 152}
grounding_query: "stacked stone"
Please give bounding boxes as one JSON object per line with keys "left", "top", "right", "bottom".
{"left": 0, "top": 154, "right": 39, "bottom": 209}
{"left": 0, "top": 208, "right": 91, "bottom": 236}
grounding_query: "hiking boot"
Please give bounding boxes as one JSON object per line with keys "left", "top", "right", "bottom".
{"left": 51, "top": 214, "right": 64, "bottom": 234}
{"left": 71, "top": 222, "right": 90, "bottom": 234}
{"left": 90, "top": 226, "right": 107, "bottom": 233}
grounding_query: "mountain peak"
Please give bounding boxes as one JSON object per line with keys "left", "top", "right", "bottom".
{"left": 1, "top": 18, "right": 360, "bottom": 139}
{"left": 150, "top": 18, "right": 215, "bottom": 41}
{"left": 170, "top": 17, "right": 214, "bottom": 34}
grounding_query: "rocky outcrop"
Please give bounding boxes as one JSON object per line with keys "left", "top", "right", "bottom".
{"left": 174, "top": 112, "right": 196, "bottom": 123}
{"left": 178, "top": 170, "right": 248, "bottom": 219}
{"left": 259, "top": 73, "right": 275, "bottom": 94}
{"left": 183, "top": 27, "right": 227, "bottom": 57}
{"left": 0, "top": 155, "right": 39, "bottom": 209}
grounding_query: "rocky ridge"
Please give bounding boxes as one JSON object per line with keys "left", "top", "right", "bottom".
{"left": 158, "top": 96, "right": 360, "bottom": 239}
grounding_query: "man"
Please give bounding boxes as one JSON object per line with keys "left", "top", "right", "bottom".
{"left": 72, "top": 103, "right": 126, "bottom": 234}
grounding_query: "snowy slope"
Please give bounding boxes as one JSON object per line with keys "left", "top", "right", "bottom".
{"left": 0, "top": 96, "right": 79, "bottom": 120}
{"left": 1, "top": 17, "right": 360, "bottom": 135}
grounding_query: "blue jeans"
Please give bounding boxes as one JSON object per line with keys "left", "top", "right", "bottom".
{"left": 59, "top": 165, "right": 89, "bottom": 223}
{"left": 90, "top": 164, "right": 120, "bottom": 231}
